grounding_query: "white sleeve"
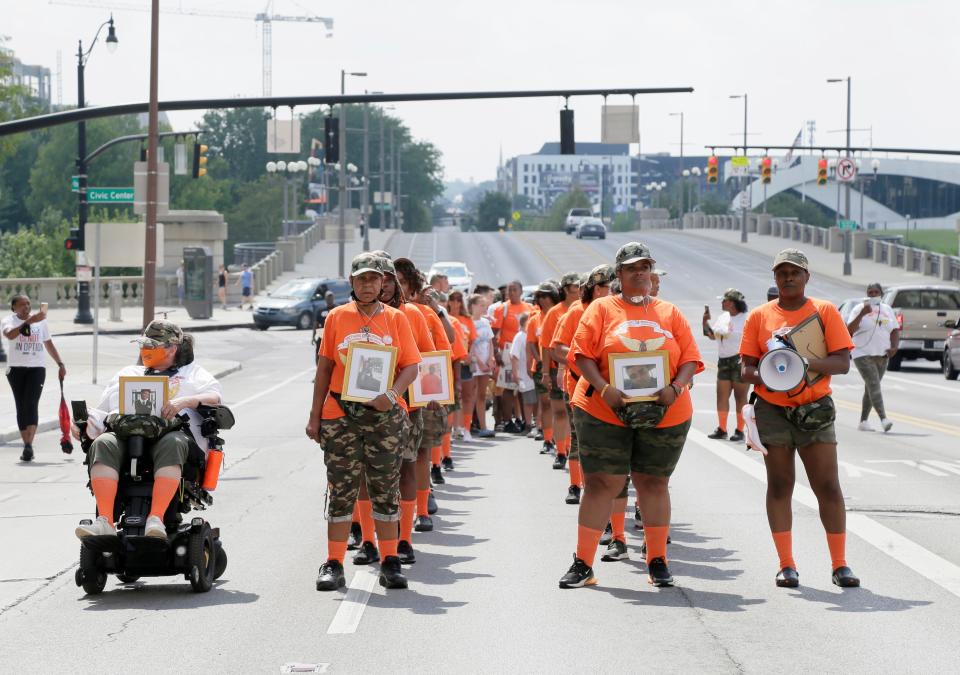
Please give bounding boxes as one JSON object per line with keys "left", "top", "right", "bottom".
{"left": 189, "top": 366, "right": 224, "bottom": 403}
{"left": 38, "top": 320, "right": 52, "bottom": 342}
{"left": 846, "top": 303, "right": 865, "bottom": 324}
{"left": 88, "top": 371, "right": 124, "bottom": 433}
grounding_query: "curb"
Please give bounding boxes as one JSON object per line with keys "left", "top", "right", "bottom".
{"left": 54, "top": 321, "right": 256, "bottom": 338}
{"left": 0, "top": 361, "right": 243, "bottom": 445}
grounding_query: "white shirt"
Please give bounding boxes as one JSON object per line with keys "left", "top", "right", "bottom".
{"left": 509, "top": 331, "right": 534, "bottom": 392}
{"left": 847, "top": 301, "right": 898, "bottom": 359}
{"left": 711, "top": 311, "right": 746, "bottom": 359}
{"left": 471, "top": 317, "right": 494, "bottom": 374}
{"left": 88, "top": 362, "right": 223, "bottom": 451}
{"left": 2, "top": 315, "right": 51, "bottom": 368}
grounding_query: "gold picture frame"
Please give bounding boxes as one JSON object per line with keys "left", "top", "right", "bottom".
{"left": 341, "top": 342, "right": 398, "bottom": 403}
{"left": 408, "top": 350, "right": 455, "bottom": 407}
{"left": 119, "top": 376, "right": 170, "bottom": 416}
{"left": 608, "top": 350, "right": 669, "bottom": 402}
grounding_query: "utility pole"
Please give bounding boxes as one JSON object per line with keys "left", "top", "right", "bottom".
{"left": 142, "top": 0, "right": 159, "bottom": 328}
{"left": 362, "top": 96, "right": 370, "bottom": 251}
{"left": 337, "top": 70, "right": 347, "bottom": 277}
{"left": 379, "top": 109, "right": 386, "bottom": 232}
{"left": 389, "top": 125, "right": 396, "bottom": 230}
{"left": 670, "top": 112, "right": 684, "bottom": 228}
{"left": 741, "top": 95, "right": 748, "bottom": 243}
{"left": 397, "top": 144, "right": 403, "bottom": 231}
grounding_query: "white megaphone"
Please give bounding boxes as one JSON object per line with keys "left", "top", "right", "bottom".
{"left": 757, "top": 337, "right": 807, "bottom": 392}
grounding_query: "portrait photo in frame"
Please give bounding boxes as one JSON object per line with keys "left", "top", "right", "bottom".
{"left": 409, "top": 351, "right": 455, "bottom": 407}
{"left": 342, "top": 342, "right": 398, "bottom": 403}
{"left": 608, "top": 350, "right": 669, "bottom": 402}
{"left": 119, "top": 376, "right": 170, "bottom": 416}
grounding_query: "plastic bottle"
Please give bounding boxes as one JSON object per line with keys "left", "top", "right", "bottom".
{"left": 201, "top": 449, "right": 223, "bottom": 491}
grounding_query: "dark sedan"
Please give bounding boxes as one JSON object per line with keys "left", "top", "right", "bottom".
{"left": 576, "top": 218, "right": 607, "bottom": 240}
{"left": 253, "top": 277, "right": 351, "bottom": 330}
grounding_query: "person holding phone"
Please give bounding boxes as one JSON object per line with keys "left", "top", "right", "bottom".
{"left": 846, "top": 282, "right": 899, "bottom": 433}
{"left": 702, "top": 289, "right": 749, "bottom": 442}
{"left": 2, "top": 295, "right": 66, "bottom": 462}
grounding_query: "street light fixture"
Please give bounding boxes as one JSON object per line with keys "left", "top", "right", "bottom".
{"left": 729, "top": 93, "right": 748, "bottom": 243}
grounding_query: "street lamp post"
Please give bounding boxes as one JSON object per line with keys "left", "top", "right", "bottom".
{"left": 362, "top": 94, "right": 370, "bottom": 251}
{"left": 669, "top": 112, "right": 684, "bottom": 228}
{"left": 828, "top": 76, "right": 853, "bottom": 275}
{"left": 691, "top": 166, "right": 701, "bottom": 212}
{"left": 337, "top": 69, "right": 367, "bottom": 277}
{"left": 729, "top": 93, "right": 748, "bottom": 243}
{"left": 390, "top": 126, "right": 397, "bottom": 229}
{"left": 73, "top": 14, "right": 118, "bottom": 324}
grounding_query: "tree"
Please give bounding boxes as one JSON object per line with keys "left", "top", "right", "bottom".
{"left": 698, "top": 192, "right": 731, "bottom": 216}
{"left": 0, "top": 228, "right": 60, "bottom": 278}
{"left": 476, "top": 191, "right": 511, "bottom": 231}
{"left": 544, "top": 188, "right": 591, "bottom": 230}
{"left": 223, "top": 177, "right": 284, "bottom": 263}
{"left": 199, "top": 107, "right": 271, "bottom": 184}
{"left": 758, "top": 192, "right": 835, "bottom": 228}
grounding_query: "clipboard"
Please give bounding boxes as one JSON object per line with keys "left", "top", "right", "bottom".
{"left": 785, "top": 312, "right": 827, "bottom": 386}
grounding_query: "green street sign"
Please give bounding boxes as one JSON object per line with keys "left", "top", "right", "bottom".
{"left": 375, "top": 203, "right": 392, "bottom": 210}
{"left": 87, "top": 187, "right": 134, "bottom": 204}
{"left": 71, "top": 176, "right": 79, "bottom": 192}
{"left": 838, "top": 219, "right": 858, "bottom": 230}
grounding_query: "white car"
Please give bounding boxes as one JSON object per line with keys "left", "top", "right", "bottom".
{"left": 565, "top": 208, "right": 593, "bottom": 235}
{"left": 427, "top": 261, "right": 474, "bottom": 293}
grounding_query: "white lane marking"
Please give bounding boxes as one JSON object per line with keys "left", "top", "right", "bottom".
{"left": 884, "top": 374, "right": 960, "bottom": 395}
{"left": 865, "top": 459, "right": 949, "bottom": 477}
{"left": 406, "top": 232, "right": 419, "bottom": 260}
{"left": 688, "top": 428, "right": 960, "bottom": 600}
{"left": 230, "top": 368, "right": 314, "bottom": 410}
{"left": 838, "top": 461, "right": 895, "bottom": 479}
{"left": 925, "top": 460, "right": 960, "bottom": 476}
{"left": 326, "top": 569, "right": 378, "bottom": 634}
{"left": 0, "top": 491, "right": 19, "bottom": 503}
{"left": 36, "top": 474, "right": 66, "bottom": 483}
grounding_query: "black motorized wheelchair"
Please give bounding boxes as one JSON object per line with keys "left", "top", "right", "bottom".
{"left": 73, "top": 402, "right": 235, "bottom": 595}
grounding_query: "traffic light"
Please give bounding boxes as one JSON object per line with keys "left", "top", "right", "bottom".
{"left": 192, "top": 142, "right": 208, "bottom": 178}
{"left": 324, "top": 116, "right": 340, "bottom": 164}
{"left": 560, "top": 109, "right": 575, "bottom": 155}
{"left": 761, "top": 156, "right": 772, "bottom": 184}
{"left": 817, "top": 157, "right": 828, "bottom": 185}
{"left": 707, "top": 155, "right": 719, "bottom": 184}
{"left": 64, "top": 226, "right": 83, "bottom": 251}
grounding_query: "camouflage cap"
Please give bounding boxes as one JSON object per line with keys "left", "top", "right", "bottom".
{"left": 535, "top": 280, "right": 560, "bottom": 296}
{"left": 585, "top": 264, "right": 616, "bottom": 287}
{"left": 772, "top": 248, "right": 809, "bottom": 271}
{"left": 376, "top": 255, "right": 397, "bottom": 276}
{"left": 351, "top": 253, "right": 384, "bottom": 277}
{"left": 134, "top": 319, "right": 183, "bottom": 348}
{"left": 615, "top": 242, "right": 656, "bottom": 267}
{"left": 560, "top": 271, "right": 582, "bottom": 288}
{"left": 370, "top": 249, "right": 391, "bottom": 260}
{"left": 719, "top": 288, "right": 745, "bottom": 302}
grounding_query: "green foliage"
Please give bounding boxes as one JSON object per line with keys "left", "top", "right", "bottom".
{"left": 698, "top": 192, "right": 731, "bottom": 215}
{"left": 199, "top": 108, "right": 271, "bottom": 184}
{"left": 223, "top": 177, "right": 283, "bottom": 263}
{"left": 757, "top": 192, "right": 834, "bottom": 228}
{"left": 403, "top": 201, "right": 433, "bottom": 233}
{"left": 543, "top": 188, "right": 592, "bottom": 231}
{"left": 0, "top": 227, "right": 60, "bottom": 278}
{"left": 610, "top": 212, "right": 638, "bottom": 232}
{"left": 476, "top": 191, "right": 512, "bottom": 231}
{"left": 883, "top": 229, "right": 959, "bottom": 256}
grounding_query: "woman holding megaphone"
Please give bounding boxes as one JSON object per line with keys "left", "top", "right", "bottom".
{"left": 740, "top": 248, "right": 860, "bottom": 590}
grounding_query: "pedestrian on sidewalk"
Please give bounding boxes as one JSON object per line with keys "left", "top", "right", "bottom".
{"left": 176, "top": 261, "right": 185, "bottom": 306}
{"left": 846, "top": 282, "right": 899, "bottom": 433}
{"left": 2, "top": 295, "right": 66, "bottom": 462}
{"left": 236, "top": 263, "right": 253, "bottom": 311}
{"left": 217, "top": 264, "right": 228, "bottom": 310}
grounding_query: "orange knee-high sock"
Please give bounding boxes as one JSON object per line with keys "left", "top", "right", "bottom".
{"left": 826, "top": 532, "right": 847, "bottom": 570}
{"left": 442, "top": 433, "right": 452, "bottom": 459}
{"left": 431, "top": 445, "right": 442, "bottom": 467}
{"left": 576, "top": 525, "right": 604, "bottom": 567}
{"left": 352, "top": 507, "right": 361, "bottom": 524}
{"left": 611, "top": 509, "right": 626, "bottom": 543}
{"left": 556, "top": 437, "right": 569, "bottom": 457}
{"left": 91, "top": 477, "right": 118, "bottom": 522}
{"left": 379, "top": 538, "right": 398, "bottom": 559}
{"left": 716, "top": 411, "right": 728, "bottom": 432}
{"left": 543, "top": 428, "right": 554, "bottom": 443}
{"left": 357, "top": 499, "right": 376, "bottom": 545}
{"left": 416, "top": 489, "right": 430, "bottom": 518}
{"left": 399, "top": 500, "right": 416, "bottom": 542}
{"left": 772, "top": 531, "right": 796, "bottom": 569}
{"left": 148, "top": 476, "right": 180, "bottom": 519}
{"left": 568, "top": 459, "right": 583, "bottom": 487}
{"left": 327, "top": 539, "right": 348, "bottom": 564}
{"left": 735, "top": 412, "right": 745, "bottom": 432}
{"left": 644, "top": 526, "right": 670, "bottom": 564}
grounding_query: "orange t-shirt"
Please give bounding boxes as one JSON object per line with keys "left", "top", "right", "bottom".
{"left": 553, "top": 300, "right": 585, "bottom": 394}
{"left": 402, "top": 302, "right": 436, "bottom": 353}
{"left": 454, "top": 314, "right": 477, "bottom": 344}
{"left": 318, "top": 302, "right": 421, "bottom": 419}
{"left": 539, "top": 302, "right": 572, "bottom": 369}
{"left": 413, "top": 303, "right": 452, "bottom": 352}
{"left": 491, "top": 300, "right": 534, "bottom": 347}
{"left": 740, "top": 298, "right": 853, "bottom": 407}
{"left": 450, "top": 319, "right": 468, "bottom": 362}
{"left": 570, "top": 295, "right": 703, "bottom": 428}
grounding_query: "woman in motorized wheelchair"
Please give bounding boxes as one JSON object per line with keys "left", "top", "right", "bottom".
{"left": 72, "top": 319, "right": 233, "bottom": 594}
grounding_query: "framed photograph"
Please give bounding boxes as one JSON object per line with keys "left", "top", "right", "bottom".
{"left": 119, "top": 376, "right": 170, "bottom": 416}
{"left": 786, "top": 312, "right": 827, "bottom": 386}
{"left": 342, "top": 342, "right": 398, "bottom": 403}
{"left": 608, "top": 350, "right": 669, "bottom": 402}
{"left": 409, "top": 351, "right": 455, "bottom": 407}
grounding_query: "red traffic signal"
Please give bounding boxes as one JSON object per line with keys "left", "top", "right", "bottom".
{"left": 817, "top": 158, "right": 828, "bottom": 185}
{"left": 761, "top": 156, "right": 772, "bottom": 184}
{"left": 64, "top": 227, "right": 82, "bottom": 251}
{"left": 707, "top": 155, "right": 719, "bottom": 184}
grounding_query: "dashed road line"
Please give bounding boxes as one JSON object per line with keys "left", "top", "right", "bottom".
{"left": 326, "top": 569, "right": 378, "bottom": 634}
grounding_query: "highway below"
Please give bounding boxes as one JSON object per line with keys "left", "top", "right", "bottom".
{"left": 1, "top": 227, "right": 958, "bottom": 673}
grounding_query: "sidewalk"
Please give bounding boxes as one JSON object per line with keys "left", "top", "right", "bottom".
{"left": 674, "top": 227, "right": 949, "bottom": 290}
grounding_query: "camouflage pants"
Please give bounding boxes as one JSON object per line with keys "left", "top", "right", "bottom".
{"left": 403, "top": 408, "right": 424, "bottom": 462}
{"left": 320, "top": 406, "right": 407, "bottom": 523}
{"left": 572, "top": 407, "right": 690, "bottom": 477}
{"left": 420, "top": 404, "right": 447, "bottom": 450}
{"left": 564, "top": 397, "right": 580, "bottom": 461}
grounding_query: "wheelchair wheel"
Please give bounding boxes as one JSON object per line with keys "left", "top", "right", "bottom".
{"left": 188, "top": 527, "right": 217, "bottom": 593}
{"left": 214, "top": 541, "right": 227, "bottom": 580}
{"left": 78, "top": 546, "right": 107, "bottom": 595}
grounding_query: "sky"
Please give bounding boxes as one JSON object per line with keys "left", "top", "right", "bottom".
{"left": 4, "top": 0, "right": 960, "bottom": 183}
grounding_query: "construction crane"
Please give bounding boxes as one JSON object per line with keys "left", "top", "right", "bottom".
{"left": 49, "top": 0, "right": 334, "bottom": 96}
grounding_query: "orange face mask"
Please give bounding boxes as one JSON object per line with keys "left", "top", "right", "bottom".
{"left": 140, "top": 346, "right": 170, "bottom": 369}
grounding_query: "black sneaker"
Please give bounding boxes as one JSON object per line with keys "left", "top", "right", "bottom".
{"left": 647, "top": 557, "right": 673, "bottom": 587}
{"left": 414, "top": 515, "right": 434, "bottom": 532}
{"left": 503, "top": 420, "right": 521, "bottom": 434}
{"left": 558, "top": 555, "right": 597, "bottom": 589}
{"left": 346, "top": 522, "right": 362, "bottom": 550}
{"left": 540, "top": 440, "right": 555, "bottom": 455}
{"left": 397, "top": 540, "right": 416, "bottom": 564}
{"left": 379, "top": 555, "right": 408, "bottom": 589}
{"left": 427, "top": 490, "right": 438, "bottom": 515}
{"left": 601, "top": 538, "right": 630, "bottom": 562}
{"left": 441, "top": 456, "right": 454, "bottom": 471}
{"left": 430, "top": 465, "right": 445, "bottom": 485}
{"left": 316, "top": 560, "right": 346, "bottom": 591}
{"left": 832, "top": 566, "right": 860, "bottom": 588}
{"left": 634, "top": 505, "right": 643, "bottom": 530}
{"left": 776, "top": 566, "right": 800, "bottom": 588}
{"left": 706, "top": 427, "right": 727, "bottom": 440}
{"left": 552, "top": 454, "right": 567, "bottom": 470}
{"left": 534, "top": 429, "right": 544, "bottom": 441}
{"left": 19, "top": 444, "right": 34, "bottom": 462}
{"left": 599, "top": 523, "right": 613, "bottom": 546}
{"left": 352, "top": 541, "right": 380, "bottom": 565}
{"left": 565, "top": 485, "right": 581, "bottom": 504}
{"left": 729, "top": 429, "right": 745, "bottom": 442}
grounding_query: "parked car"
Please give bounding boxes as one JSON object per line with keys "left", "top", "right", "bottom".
{"left": 882, "top": 285, "right": 960, "bottom": 370}
{"left": 576, "top": 217, "right": 607, "bottom": 240}
{"left": 943, "top": 316, "right": 960, "bottom": 380}
{"left": 427, "top": 261, "right": 473, "bottom": 293}
{"left": 836, "top": 297, "right": 867, "bottom": 323}
{"left": 565, "top": 208, "right": 593, "bottom": 235}
{"left": 253, "top": 277, "right": 351, "bottom": 330}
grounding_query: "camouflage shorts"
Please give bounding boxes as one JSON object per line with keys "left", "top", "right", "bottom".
{"left": 754, "top": 397, "right": 837, "bottom": 450}
{"left": 320, "top": 406, "right": 406, "bottom": 523}
{"left": 717, "top": 355, "right": 743, "bottom": 383}
{"left": 402, "top": 407, "right": 424, "bottom": 462}
{"left": 533, "top": 363, "right": 547, "bottom": 396}
{"left": 565, "top": 401, "right": 579, "bottom": 462}
{"left": 420, "top": 405, "right": 447, "bottom": 450}
{"left": 548, "top": 368, "right": 564, "bottom": 401}
{"left": 572, "top": 407, "right": 690, "bottom": 477}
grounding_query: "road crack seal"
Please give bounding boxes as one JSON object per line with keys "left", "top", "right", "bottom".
{"left": 0, "top": 563, "right": 78, "bottom": 618}
{"left": 674, "top": 585, "right": 745, "bottom": 674}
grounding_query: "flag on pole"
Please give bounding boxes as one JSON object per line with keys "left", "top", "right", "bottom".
{"left": 784, "top": 128, "right": 803, "bottom": 167}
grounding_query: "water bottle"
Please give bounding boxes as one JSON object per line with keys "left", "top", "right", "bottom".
{"left": 201, "top": 449, "right": 223, "bottom": 491}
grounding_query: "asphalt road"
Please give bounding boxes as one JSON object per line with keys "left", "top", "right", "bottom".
{"left": 2, "top": 228, "right": 959, "bottom": 673}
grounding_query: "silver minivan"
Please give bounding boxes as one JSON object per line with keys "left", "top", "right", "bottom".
{"left": 883, "top": 285, "right": 960, "bottom": 370}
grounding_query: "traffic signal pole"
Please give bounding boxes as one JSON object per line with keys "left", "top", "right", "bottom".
{"left": 74, "top": 41, "right": 93, "bottom": 324}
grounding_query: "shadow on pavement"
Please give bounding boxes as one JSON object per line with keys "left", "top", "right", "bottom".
{"left": 407, "top": 552, "right": 493, "bottom": 588}
{"left": 366, "top": 588, "right": 468, "bottom": 615}
{"left": 596, "top": 582, "right": 765, "bottom": 612}
{"left": 787, "top": 585, "right": 933, "bottom": 612}
{"left": 80, "top": 580, "right": 259, "bottom": 610}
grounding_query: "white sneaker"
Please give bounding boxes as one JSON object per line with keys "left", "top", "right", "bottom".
{"left": 452, "top": 428, "right": 464, "bottom": 441}
{"left": 461, "top": 429, "right": 473, "bottom": 442}
{"left": 75, "top": 516, "right": 116, "bottom": 539}
{"left": 144, "top": 515, "right": 167, "bottom": 538}
{"left": 881, "top": 418, "right": 893, "bottom": 432}
{"left": 527, "top": 427, "right": 539, "bottom": 438}
{"left": 857, "top": 421, "right": 875, "bottom": 432}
